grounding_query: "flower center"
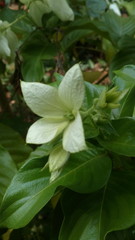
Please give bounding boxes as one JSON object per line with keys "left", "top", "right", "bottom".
{"left": 64, "top": 112, "right": 75, "bottom": 121}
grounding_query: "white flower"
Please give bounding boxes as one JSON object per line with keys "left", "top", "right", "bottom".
{"left": 21, "top": 64, "right": 86, "bottom": 153}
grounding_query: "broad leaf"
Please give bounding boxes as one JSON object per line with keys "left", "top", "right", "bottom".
{"left": 98, "top": 117, "right": 135, "bottom": 156}
{"left": 0, "top": 123, "right": 32, "bottom": 163}
{"left": 21, "top": 31, "right": 57, "bottom": 82}
{"left": 60, "top": 170, "right": 135, "bottom": 240}
{"left": 0, "top": 145, "right": 17, "bottom": 205}
{"left": 0, "top": 147, "right": 111, "bottom": 228}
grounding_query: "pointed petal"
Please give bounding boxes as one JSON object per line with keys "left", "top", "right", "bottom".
{"left": 63, "top": 112, "right": 86, "bottom": 153}
{"left": 26, "top": 118, "right": 69, "bottom": 144}
{"left": 49, "top": 144, "right": 69, "bottom": 172}
{"left": 50, "top": 169, "right": 62, "bottom": 182}
{"left": 47, "top": 0, "right": 74, "bottom": 21}
{"left": 21, "top": 81, "right": 68, "bottom": 118}
{"left": 58, "top": 64, "right": 85, "bottom": 111}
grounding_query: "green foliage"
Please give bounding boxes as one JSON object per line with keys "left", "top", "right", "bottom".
{"left": 86, "top": 0, "right": 107, "bottom": 18}
{"left": 60, "top": 169, "right": 135, "bottom": 240}
{"left": 0, "top": 145, "right": 17, "bottom": 205}
{"left": 1, "top": 1, "right": 135, "bottom": 239}
{"left": 0, "top": 123, "right": 32, "bottom": 163}
{"left": 0, "top": 146, "right": 111, "bottom": 228}
{"left": 21, "top": 30, "right": 58, "bottom": 82}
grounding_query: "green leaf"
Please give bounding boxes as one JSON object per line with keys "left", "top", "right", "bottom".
{"left": 21, "top": 31, "right": 58, "bottom": 82}
{"left": 110, "top": 48, "right": 135, "bottom": 79}
{"left": 86, "top": 0, "right": 107, "bottom": 18}
{"left": 93, "top": 11, "right": 135, "bottom": 46}
{"left": 120, "top": 85, "right": 135, "bottom": 117}
{"left": 0, "top": 145, "right": 17, "bottom": 206}
{"left": 83, "top": 81, "right": 106, "bottom": 109}
{"left": 0, "top": 147, "right": 111, "bottom": 228}
{"left": 0, "top": 8, "right": 32, "bottom": 36}
{"left": 61, "top": 29, "right": 92, "bottom": 51}
{"left": 113, "top": 65, "right": 135, "bottom": 90}
{"left": 59, "top": 170, "right": 135, "bottom": 240}
{"left": 98, "top": 117, "right": 135, "bottom": 156}
{"left": 0, "top": 123, "right": 32, "bottom": 163}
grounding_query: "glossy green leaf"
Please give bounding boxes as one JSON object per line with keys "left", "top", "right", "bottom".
{"left": 60, "top": 170, "right": 135, "bottom": 240}
{"left": 0, "top": 123, "right": 32, "bottom": 163}
{"left": 98, "top": 117, "right": 135, "bottom": 156}
{"left": 0, "top": 147, "right": 111, "bottom": 228}
{"left": 21, "top": 31, "right": 57, "bottom": 82}
{"left": 0, "top": 145, "right": 17, "bottom": 205}
{"left": 86, "top": 0, "right": 107, "bottom": 18}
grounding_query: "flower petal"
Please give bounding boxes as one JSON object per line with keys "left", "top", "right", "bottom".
{"left": 26, "top": 118, "right": 69, "bottom": 144}
{"left": 21, "top": 81, "right": 68, "bottom": 118}
{"left": 63, "top": 112, "right": 86, "bottom": 153}
{"left": 47, "top": 0, "right": 74, "bottom": 21}
{"left": 58, "top": 64, "right": 85, "bottom": 111}
{"left": 49, "top": 144, "right": 69, "bottom": 172}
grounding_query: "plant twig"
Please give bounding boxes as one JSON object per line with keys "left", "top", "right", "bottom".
{"left": 0, "top": 78, "right": 12, "bottom": 115}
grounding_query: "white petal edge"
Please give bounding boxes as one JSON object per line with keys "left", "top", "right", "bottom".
{"left": 63, "top": 112, "right": 86, "bottom": 153}
{"left": 26, "top": 118, "right": 69, "bottom": 144}
{"left": 21, "top": 81, "right": 68, "bottom": 118}
{"left": 58, "top": 64, "right": 85, "bottom": 111}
